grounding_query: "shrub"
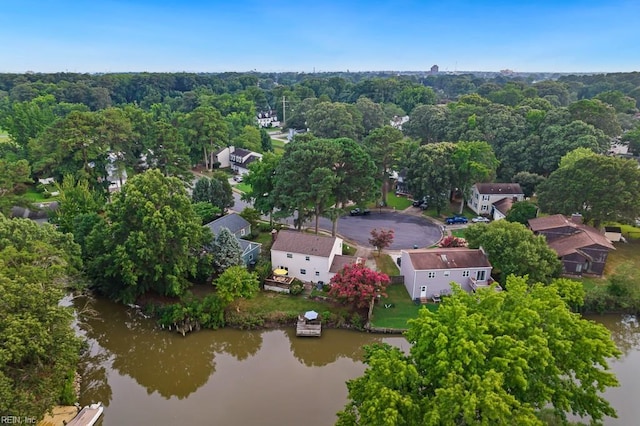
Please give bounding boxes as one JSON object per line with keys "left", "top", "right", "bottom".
{"left": 290, "top": 279, "right": 304, "bottom": 295}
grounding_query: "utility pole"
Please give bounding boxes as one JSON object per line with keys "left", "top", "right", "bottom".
{"left": 282, "top": 96, "right": 286, "bottom": 126}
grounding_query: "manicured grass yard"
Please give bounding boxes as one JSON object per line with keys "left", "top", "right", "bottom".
{"left": 234, "top": 182, "right": 252, "bottom": 194}
{"left": 23, "top": 187, "right": 58, "bottom": 202}
{"left": 383, "top": 193, "right": 413, "bottom": 210}
{"left": 374, "top": 254, "right": 399, "bottom": 276}
{"left": 271, "top": 138, "right": 286, "bottom": 154}
{"left": 371, "top": 283, "right": 437, "bottom": 329}
{"left": 235, "top": 290, "right": 347, "bottom": 318}
{"left": 578, "top": 239, "right": 640, "bottom": 290}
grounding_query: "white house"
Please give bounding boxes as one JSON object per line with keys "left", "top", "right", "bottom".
{"left": 271, "top": 230, "right": 357, "bottom": 283}
{"left": 400, "top": 248, "right": 495, "bottom": 302}
{"left": 229, "top": 147, "right": 263, "bottom": 175}
{"left": 467, "top": 183, "right": 524, "bottom": 216}
{"left": 257, "top": 110, "right": 280, "bottom": 128}
{"left": 213, "top": 146, "right": 231, "bottom": 168}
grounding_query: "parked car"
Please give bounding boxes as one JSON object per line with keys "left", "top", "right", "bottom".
{"left": 233, "top": 175, "right": 243, "bottom": 182}
{"left": 350, "top": 208, "right": 371, "bottom": 216}
{"left": 471, "top": 216, "right": 490, "bottom": 223}
{"left": 445, "top": 215, "right": 468, "bottom": 225}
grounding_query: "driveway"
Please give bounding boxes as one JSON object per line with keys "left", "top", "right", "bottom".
{"left": 231, "top": 193, "right": 442, "bottom": 249}
{"left": 336, "top": 211, "right": 442, "bottom": 250}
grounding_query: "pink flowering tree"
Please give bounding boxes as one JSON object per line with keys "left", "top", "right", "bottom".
{"left": 438, "top": 235, "right": 468, "bottom": 248}
{"left": 368, "top": 228, "right": 394, "bottom": 256}
{"left": 329, "top": 263, "right": 390, "bottom": 320}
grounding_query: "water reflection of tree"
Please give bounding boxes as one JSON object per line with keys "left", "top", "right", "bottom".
{"left": 213, "top": 329, "right": 263, "bottom": 361}
{"left": 286, "top": 329, "right": 384, "bottom": 367}
{"left": 79, "top": 298, "right": 218, "bottom": 400}
{"left": 78, "top": 342, "right": 112, "bottom": 406}
{"left": 603, "top": 314, "right": 640, "bottom": 357}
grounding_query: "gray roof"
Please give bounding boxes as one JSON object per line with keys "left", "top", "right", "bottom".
{"left": 204, "top": 213, "right": 250, "bottom": 235}
{"left": 238, "top": 238, "right": 261, "bottom": 253}
{"left": 272, "top": 230, "right": 338, "bottom": 258}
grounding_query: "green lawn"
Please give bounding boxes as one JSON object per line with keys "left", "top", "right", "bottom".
{"left": 451, "top": 229, "right": 466, "bottom": 238}
{"left": 383, "top": 193, "right": 413, "bottom": 210}
{"left": 23, "top": 187, "right": 58, "bottom": 202}
{"left": 235, "top": 290, "right": 348, "bottom": 318}
{"left": 371, "top": 283, "right": 437, "bottom": 329}
{"left": 343, "top": 242, "right": 357, "bottom": 256}
{"left": 374, "top": 254, "right": 399, "bottom": 276}
{"left": 577, "top": 239, "right": 640, "bottom": 290}
{"left": 271, "top": 138, "right": 286, "bottom": 154}
{"left": 234, "top": 182, "right": 252, "bottom": 194}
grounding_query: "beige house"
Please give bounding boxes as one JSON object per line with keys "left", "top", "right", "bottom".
{"left": 270, "top": 230, "right": 358, "bottom": 283}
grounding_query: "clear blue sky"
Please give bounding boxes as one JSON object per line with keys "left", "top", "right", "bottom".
{"left": 1, "top": 0, "right": 638, "bottom": 73}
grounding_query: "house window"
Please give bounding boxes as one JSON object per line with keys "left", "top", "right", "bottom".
{"left": 287, "top": 253, "right": 292, "bottom": 258}
{"left": 427, "top": 271, "right": 436, "bottom": 279}
{"left": 481, "top": 205, "right": 489, "bottom": 211}
{"left": 482, "top": 195, "right": 490, "bottom": 201}
{"left": 249, "top": 254, "right": 253, "bottom": 260}
{"left": 462, "top": 270, "right": 470, "bottom": 277}
{"left": 444, "top": 270, "right": 450, "bottom": 277}
{"left": 300, "top": 269, "right": 306, "bottom": 275}
{"left": 240, "top": 229, "right": 245, "bottom": 236}
{"left": 305, "top": 256, "right": 310, "bottom": 261}
{"left": 315, "top": 271, "right": 320, "bottom": 277}
{"left": 476, "top": 270, "right": 486, "bottom": 280}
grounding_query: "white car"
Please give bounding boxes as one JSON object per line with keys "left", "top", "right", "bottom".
{"left": 471, "top": 216, "right": 490, "bottom": 223}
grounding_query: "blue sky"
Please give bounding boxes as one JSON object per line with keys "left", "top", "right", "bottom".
{"left": 1, "top": 0, "right": 638, "bottom": 73}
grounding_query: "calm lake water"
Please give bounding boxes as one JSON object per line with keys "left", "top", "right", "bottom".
{"left": 74, "top": 298, "right": 639, "bottom": 425}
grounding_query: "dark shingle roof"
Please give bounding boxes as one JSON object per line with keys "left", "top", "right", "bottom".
{"left": 232, "top": 148, "right": 252, "bottom": 158}
{"left": 529, "top": 214, "right": 615, "bottom": 253}
{"left": 493, "top": 197, "right": 514, "bottom": 215}
{"left": 475, "top": 183, "right": 523, "bottom": 195}
{"left": 405, "top": 248, "right": 491, "bottom": 270}
{"left": 528, "top": 214, "right": 570, "bottom": 232}
{"left": 204, "top": 213, "right": 249, "bottom": 235}
{"left": 272, "top": 230, "right": 338, "bottom": 258}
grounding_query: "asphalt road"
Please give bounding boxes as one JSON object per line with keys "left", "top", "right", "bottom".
{"left": 232, "top": 192, "right": 442, "bottom": 250}
{"left": 335, "top": 211, "right": 442, "bottom": 250}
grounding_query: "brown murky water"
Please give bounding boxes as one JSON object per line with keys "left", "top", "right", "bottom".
{"left": 74, "top": 298, "right": 640, "bottom": 425}
{"left": 75, "top": 298, "right": 408, "bottom": 426}
{"left": 582, "top": 314, "right": 640, "bottom": 425}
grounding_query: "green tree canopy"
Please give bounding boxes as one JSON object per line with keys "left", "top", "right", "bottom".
{"left": 209, "top": 227, "right": 244, "bottom": 274}
{"left": 464, "top": 220, "right": 562, "bottom": 284}
{"left": 214, "top": 265, "right": 259, "bottom": 307}
{"left": 338, "top": 275, "right": 620, "bottom": 425}
{"left": 505, "top": 200, "right": 539, "bottom": 225}
{"left": 406, "top": 142, "right": 456, "bottom": 214}
{"left": 537, "top": 154, "right": 640, "bottom": 227}
{"left": 0, "top": 215, "right": 83, "bottom": 420}
{"left": 0, "top": 158, "right": 32, "bottom": 215}
{"left": 86, "top": 169, "right": 207, "bottom": 303}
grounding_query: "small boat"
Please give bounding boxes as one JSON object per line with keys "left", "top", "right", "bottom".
{"left": 66, "top": 402, "right": 103, "bottom": 426}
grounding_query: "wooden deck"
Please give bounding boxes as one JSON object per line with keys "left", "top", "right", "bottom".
{"left": 66, "top": 403, "right": 103, "bottom": 426}
{"left": 296, "top": 316, "right": 322, "bottom": 337}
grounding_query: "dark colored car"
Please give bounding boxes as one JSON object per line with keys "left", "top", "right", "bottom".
{"left": 445, "top": 215, "right": 468, "bottom": 225}
{"left": 350, "top": 208, "right": 371, "bottom": 216}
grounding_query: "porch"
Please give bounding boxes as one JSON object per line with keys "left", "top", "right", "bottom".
{"left": 469, "top": 276, "right": 502, "bottom": 292}
{"left": 264, "top": 275, "right": 295, "bottom": 293}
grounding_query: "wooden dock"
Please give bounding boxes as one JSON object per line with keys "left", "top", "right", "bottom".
{"left": 66, "top": 402, "right": 103, "bottom": 426}
{"left": 296, "top": 316, "right": 321, "bottom": 337}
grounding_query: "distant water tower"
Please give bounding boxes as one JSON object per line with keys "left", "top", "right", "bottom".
{"left": 430, "top": 65, "right": 439, "bottom": 74}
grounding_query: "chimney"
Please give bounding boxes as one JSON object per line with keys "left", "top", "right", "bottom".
{"left": 570, "top": 213, "right": 583, "bottom": 224}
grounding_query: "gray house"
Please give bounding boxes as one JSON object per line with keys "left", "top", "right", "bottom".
{"left": 400, "top": 248, "right": 494, "bottom": 302}
{"left": 204, "top": 213, "right": 261, "bottom": 266}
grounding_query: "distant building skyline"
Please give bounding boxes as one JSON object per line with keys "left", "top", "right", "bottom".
{"left": 1, "top": 1, "right": 638, "bottom": 74}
